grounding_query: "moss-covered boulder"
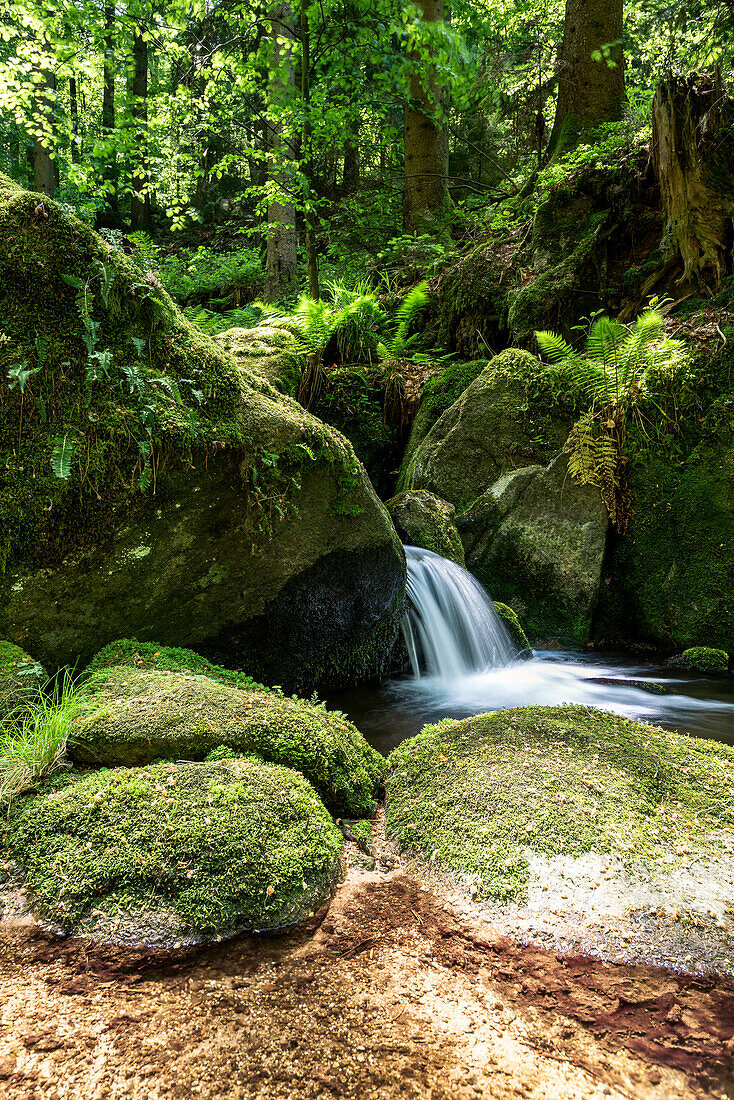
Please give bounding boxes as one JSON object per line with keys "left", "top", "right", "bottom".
{"left": 385, "top": 705, "right": 734, "bottom": 902}
{"left": 493, "top": 603, "right": 532, "bottom": 658}
{"left": 0, "top": 177, "right": 405, "bottom": 691}
{"left": 400, "top": 349, "right": 575, "bottom": 511}
{"left": 72, "top": 666, "right": 383, "bottom": 816}
{"left": 386, "top": 490, "right": 465, "bottom": 566}
{"left": 397, "top": 359, "right": 488, "bottom": 484}
{"left": 459, "top": 454, "right": 609, "bottom": 645}
{"left": 668, "top": 647, "right": 730, "bottom": 674}
{"left": 0, "top": 641, "right": 46, "bottom": 718}
{"left": 4, "top": 759, "right": 343, "bottom": 940}
{"left": 86, "top": 637, "right": 270, "bottom": 692}
{"left": 594, "top": 445, "right": 734, "bottom": 655}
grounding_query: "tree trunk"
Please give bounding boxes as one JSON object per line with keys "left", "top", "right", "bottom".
{"left": 101, "top": 2, "right": 120, "bottom": 220}
{"left": 130, "top": 33, "right": 152, "bottom": 231}
{"left": 33, "top": 65, "right": 56, "bottom": 197}
{"left": 265, "top": 2, "right": 299, "bottom": 302}
{"left": 403, "top": 0, "right": 451, "bottom": 233}
{"left": 548, "top": 0, "right": 625, "bottom": 155}
{"left": 300, "top": 0, "right": 319, "bottom": 299}
{"left": 69, "top": 75, "right": 80, "bottom": 163}
{"left": 652, "top": 74, "right": 734, "bottom": 287}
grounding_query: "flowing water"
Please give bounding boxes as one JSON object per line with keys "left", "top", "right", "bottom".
{"left": 329, "top": 546, "right": 734, "bottom": 753}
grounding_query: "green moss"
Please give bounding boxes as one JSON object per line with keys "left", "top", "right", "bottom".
{"left": 3, "top": 758, "right": 343, "bottom": 935}
{"left": 385, "top": 705, "right": 734, "bottom": 902}
{"left": 0, "top": 176, "right": 367, "bottom": 575}
{"left": 673, "top": 648, "right": 730, "bottom": 674}
{"left": 0, "top": 640, "right": 46, "bottom": 718}
{"left": 386, "top": 490, "right": 465, "bottom": 566}
{"left": 87, "top": 638, "right": 270, "bottom": 694}
{"left": 73, "top": 666, "right": 384, "bottom": 817}
{"left": 493, "top": 603, "right": 532, "bottom": 657}
{"left": 399, "top": 360, "right": 488, "bottom": 482}
{"left": 340, "top": 818, "right": 373, "bottom": 853}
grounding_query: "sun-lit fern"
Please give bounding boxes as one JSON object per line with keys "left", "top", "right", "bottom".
{"left": 536, "top": 306, "right": 688, "bottom": 531}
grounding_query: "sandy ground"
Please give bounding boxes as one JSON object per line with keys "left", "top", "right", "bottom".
{"left": 1, "top": 864, "right": 734, "bottom": 1100}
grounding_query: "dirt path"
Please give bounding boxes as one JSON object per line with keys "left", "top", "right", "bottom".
{"left": 1, "top": 870, "right": 733, "bottom": 1100}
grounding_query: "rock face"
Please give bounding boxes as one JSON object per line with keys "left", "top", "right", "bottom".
{"left": 73, "top": 666, "right": 384, "bottom": 817}
{"left": 386, "top": 490, "right": 465, "bottom": 566}
{"left": 4, "top": 759, "right": 343, "bottom": 940}
{"left": 459, "top": 456, "right": 609, "bottom": 645}
{"left": 0, "top": 177, "right": 405, "bottom": 691}
{"left": 0, "top": 641, "right": 46, "bottom": 719}
{"left": 401, "top": 350, "right": 571, "bottom": 511}
{"left": 385, "top": 705, "right": 734, "bottom": 903}
{"left": 594, "top": 446, "right": 734, "bottom": 655}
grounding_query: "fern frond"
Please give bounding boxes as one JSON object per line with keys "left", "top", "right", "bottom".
{"left": 535, "top": 330, "right": 576, "bottom": 364}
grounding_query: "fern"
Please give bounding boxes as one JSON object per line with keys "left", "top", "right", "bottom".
{"left": 536, "top": 305, "right": 688, "bottom": 532}
{"left": 50, "top": 434, "right": 78, "bottom": 480}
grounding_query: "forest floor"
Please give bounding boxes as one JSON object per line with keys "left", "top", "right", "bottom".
{"left": 2, "top": 854, "right": 734, "bottom": 1100}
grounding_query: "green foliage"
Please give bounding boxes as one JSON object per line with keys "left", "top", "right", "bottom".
{"left": 0, "top": 675, "right": 80, "bottom": 805}
{"left": 536, "top": 306, "right": 689, "bottom": 531}
{"left": 158, "top": 245, "right": 263, "bottom": 307}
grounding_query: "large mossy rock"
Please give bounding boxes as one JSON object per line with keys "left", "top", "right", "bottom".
{"left": 4, "top": 759, "right": 343, "bottom": 941}
{"left": 72, "top": 666, "right": 384, "bottom": 817}
{"left": 400, "top": 349, "right": 575, "bottom": 511}
{"left": 213, "top": 324, "right": 300, "bottom": 393}
{"left": 397, "top": 359, "right": 488, "bottom": 483}
{"left": 386, "top": 490, "right": 465, "bottom": 566}
{"left": 0, "top": 177, "right": 405, "bottom": 691}
{"left": 0, "top": 641, "right": 46, "bottom": 718}
{"left": 594, "top": 445, "right": 734, "bottom": 654}
{"left": 459, "top": 455, "right": 609, "bottom": 645}
{"left": 385, "top": 705, "right": 734, "bottom": 902}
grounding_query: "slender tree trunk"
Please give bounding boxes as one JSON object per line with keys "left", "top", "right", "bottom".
{"left": 343, "top": 125, "right": 360, "bottom": 194}
{"left": 300, "top": 0, "right": 319, "bottom": 299}
{"left": 548, "top": 0, "right": 625, "bottom": 156}
{"left": 9, "top": 125, "right": 20, "bottom": 175}
{"left": 403, "top": 0, "right": 451, "bottom": 233}
{"left": 265, "top": 2, "right": 299, "bottom": 301}
{"left": 130, "top": 32, "right": 152, "bottom": 231}
{"left": 69, "top": 75, "right": 80, "bottom": 163}
{"left": 33, "top": 64, "right": 56, "bottom": 197}
{"left": 101, "top": 2, "right": 120, "bottom": 219}
{"left": 652, "top": 73, "right": 734, "bottom": 287}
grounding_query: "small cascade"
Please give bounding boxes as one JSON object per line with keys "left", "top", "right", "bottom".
{"left": 401, "top": 545, "right": 517, "bottom": 679}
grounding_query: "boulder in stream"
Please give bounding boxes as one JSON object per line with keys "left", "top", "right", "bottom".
{"left": 386, "top": 490, "right": 465, "bottom": 566}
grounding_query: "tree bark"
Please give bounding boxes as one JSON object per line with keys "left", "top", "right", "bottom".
{"left": 130, "top": 32, "right": 152, "bottom": 231}
{"left": 69, "top": 75, "right": 81, "bottom": 163}
{"left": 652, "top": 73, "right": 734, "bottom": 287}
{"left": 548, "top": 0, "right": 625, "bottom": 156}
{"left": 33, "top": 65, "right": 56, "bottom": 197}
{"left": 265, "top": 2, "right": 299, "bottom": 302}
{"left": 403, "top": 0, "right": 451, "bottom": 233}
{"left": 101, "top": 2, "right": 120, "bottom": 221}
{"left": 300, "top": 0, "right": 319, "bottom": 299}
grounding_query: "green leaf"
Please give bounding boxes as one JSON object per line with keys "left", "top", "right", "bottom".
{"left": 50, "top": 435, "right": 78, "bottom": 480}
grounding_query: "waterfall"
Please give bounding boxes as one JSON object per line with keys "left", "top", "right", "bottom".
{"left": 401, "top": 545, "right": 517, "bottom": 679}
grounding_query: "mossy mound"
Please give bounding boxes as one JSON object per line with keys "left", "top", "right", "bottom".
{"left": 493, "top": 604, "right": 532, "bottom": 658}
{"left": 669, "top": 647, "right": 730, "bottom": 674}
{"left": 72, "top": 667, "right": 384, "bottom": 817}
{"left": 0, "top": 177, "right": 405, "bottom": 690}
{"left": 400, "top": 349, "right": 579, "bottom": 512}
{"left": 385, "top": 705, "right": 734, "bottom": 902}
{"left": 213, "top": 325, "right": 300, "bottom": 393}
{"left": 386, "top": 490, "right": 465, "bottom": 566}
{"left": 3, "top": 759, "right": 343, "bottom": 939}
{"left": 0, "top": 641, "right": 46, "bottom": 718}
{"left": 87, "top": 638, "right": 269, "bottom": 693}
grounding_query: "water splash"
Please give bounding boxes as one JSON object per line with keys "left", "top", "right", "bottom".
{"left": 401, "top": 545, "right": 517, "bottom": 678}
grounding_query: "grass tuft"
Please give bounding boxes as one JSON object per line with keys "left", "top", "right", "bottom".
{"left": 0, "top": 675, "right": 80, "bottom": 805}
